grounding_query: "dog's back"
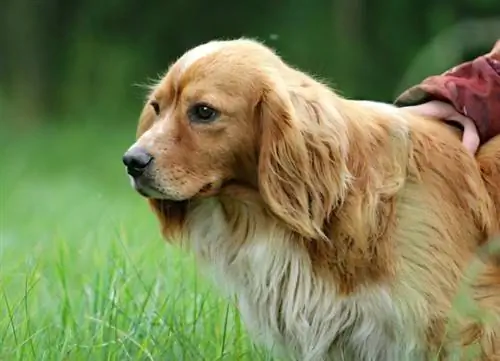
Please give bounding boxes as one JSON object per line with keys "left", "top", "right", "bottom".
{"left": 352, "top": 101, "right": 500, "bottom": 359}
{"left": 400, "top": 114, "right": 500, "bottom": 359}
{"left": 478, "top": 135, "right": 500, "bottom": 230}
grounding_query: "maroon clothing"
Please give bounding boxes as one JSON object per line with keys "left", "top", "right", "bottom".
{"left": 395, "top": 40, "right": 500, "bottom": 143}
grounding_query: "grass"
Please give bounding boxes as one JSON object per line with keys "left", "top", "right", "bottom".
{"left": 0, "top": 122, "right": 274, "bottom": 360}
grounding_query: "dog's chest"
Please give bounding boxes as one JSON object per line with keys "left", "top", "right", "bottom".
{"left": 185, "top": 199, "right": 424, "bottom": 361}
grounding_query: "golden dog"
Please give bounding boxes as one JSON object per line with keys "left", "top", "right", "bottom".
{"left": 123, "top": 39, "right": 500, "bottom": 361}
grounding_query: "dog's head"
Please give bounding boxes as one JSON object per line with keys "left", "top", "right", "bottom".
{"left": 124, "top": 39, "right": 350, "bottom": 240}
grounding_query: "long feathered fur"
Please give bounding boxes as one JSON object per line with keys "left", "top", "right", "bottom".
{"left": 131, "top": 39, "right": 500, "bottom": 361}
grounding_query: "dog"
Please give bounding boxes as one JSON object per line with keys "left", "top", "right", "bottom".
{"left": 123, "top": 39, "right": 500, "bottom": 361}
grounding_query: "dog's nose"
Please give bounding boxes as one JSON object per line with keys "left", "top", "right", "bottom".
{"left": 122, "top": 147, "right": 154, "bottom": 177}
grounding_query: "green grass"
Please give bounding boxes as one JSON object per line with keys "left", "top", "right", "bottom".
{"left": 0, "top": 122, "right": 274, "bottom": 360}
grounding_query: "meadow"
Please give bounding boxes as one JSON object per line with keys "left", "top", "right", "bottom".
{"left": 0, "top": 121, "right": 275, "bottom": 360}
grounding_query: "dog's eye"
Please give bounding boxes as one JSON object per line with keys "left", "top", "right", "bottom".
{"left": 150, "top": 101, "right": 160, "bottom": 115}
{"left": 188, "top": 103, "right": 219, "bottom": 123}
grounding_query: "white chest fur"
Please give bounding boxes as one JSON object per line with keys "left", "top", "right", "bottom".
{"left": 184, "top": 198, "right": 424, "bottom": 361}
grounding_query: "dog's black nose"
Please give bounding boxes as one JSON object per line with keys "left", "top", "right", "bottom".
{"left": 122, "top": 147, "right": 154, "bottom": 177}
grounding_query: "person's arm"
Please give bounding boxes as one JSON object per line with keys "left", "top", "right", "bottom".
{"left": 395, "top": 40, "right": 500, "bottom": 152}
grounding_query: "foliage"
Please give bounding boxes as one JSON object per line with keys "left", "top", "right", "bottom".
{"left": 1, "top": 0, "right": 499, "bottom": 128}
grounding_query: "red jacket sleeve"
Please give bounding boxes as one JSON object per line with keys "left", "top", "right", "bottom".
{"left": 395, "top": 40, "right": 500, "bottom": 144}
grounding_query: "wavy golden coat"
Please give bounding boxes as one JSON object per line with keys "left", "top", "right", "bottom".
{"left": 125, "top": 39, "right": 500, "bottom": 361}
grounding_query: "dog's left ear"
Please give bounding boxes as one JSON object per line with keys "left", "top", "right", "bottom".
{"left": 257, "top": 76, "right": 349, "bottom": 240}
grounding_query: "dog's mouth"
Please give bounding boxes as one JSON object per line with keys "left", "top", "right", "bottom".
{"left": 128, "top": 167, "right": 243, "bottom": 203}
{"left": 131, "top": 175, "right": 224, "bottom": 201}
{"left": 195, "top": 178, "right": 246, "bottom": 198}
{"left": 130, "top": 176, "right": 166, "bottom": 199}
{"left": 136, "top": 186, "right": 163, "bottom": 198}
{"left": 195, "top": 182, "right": 221, "bottom": 197}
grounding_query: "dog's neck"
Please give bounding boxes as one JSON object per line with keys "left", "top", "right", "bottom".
{"left": 181, "top": 192, "right": 422, "bottom": 361}
{"left": 185, "top": 176, "right": 399, "bottom": 294}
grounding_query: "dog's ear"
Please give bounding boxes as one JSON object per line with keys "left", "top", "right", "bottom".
{"left": 257, "top": 76, "right": 350, "bottom": 240}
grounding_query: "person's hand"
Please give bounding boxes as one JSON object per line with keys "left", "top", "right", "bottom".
{"left": 404, "top": 100, "right": 480, "bottom": 154}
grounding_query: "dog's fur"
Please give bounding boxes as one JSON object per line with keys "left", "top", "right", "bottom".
{"left": 125, "top": 39, "right": 500, "bottom": 361}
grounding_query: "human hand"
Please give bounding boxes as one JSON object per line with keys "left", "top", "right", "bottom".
{"left": 404, "top": 100, "right": 480, "bottom": 154}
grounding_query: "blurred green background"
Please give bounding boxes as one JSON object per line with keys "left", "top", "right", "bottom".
{"left": 1, "top": 0, "right": 500, "bottom": 130}
{"left": 0, "top": 1, "right": 499, "bottom": 360}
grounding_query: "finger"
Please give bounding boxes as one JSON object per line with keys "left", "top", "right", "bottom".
{"left": 404, "top": 101, "right": 457, "bottom": 119}
{"left": 402, "top": 101, "right": 480, "bottom": 153}
{"left": 461, "top": 125, "right": 480, "bottom": 154}
{"left": 446, "top": 114, "right": 480, "bottom": 154}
